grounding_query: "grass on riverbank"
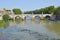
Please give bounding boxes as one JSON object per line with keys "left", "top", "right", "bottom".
{"left": 0, "top": 20, "right": 6, "bottom": 27}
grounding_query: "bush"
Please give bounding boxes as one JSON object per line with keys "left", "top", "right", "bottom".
{"left": 3, "top": 14, "right": 10, "bottom": 21}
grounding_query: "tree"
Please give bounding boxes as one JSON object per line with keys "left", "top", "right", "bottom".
{"left": 47, "top": 6, "right": 55, "bottom": 13}
{"left": 54, "top": 6, "right": 60, "bottom": 15}
{"left": 24, "top": 6, "right": 57, "bottom": 14}
{"left": 13, "top": 8, "right": 22, "bottom": 14}
{"left": 3, "top": 14, "right": 10, "bottom": 21}
{"left": 43, "top": 6, "right": 55, "bottom": 14}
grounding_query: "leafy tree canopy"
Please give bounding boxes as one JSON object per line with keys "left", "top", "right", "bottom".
{"left": 24, "top": 6, "right": 55, "bottom": 14}
{"left": 13, "top": 8, "right": 22, "bottom": 14}
{"left": 3, "top": 14, "right": 10, "bottom": 21}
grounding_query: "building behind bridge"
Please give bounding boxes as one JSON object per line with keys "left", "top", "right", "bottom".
{"left": 0, "top": 8, "right": 14, "bottom": 15}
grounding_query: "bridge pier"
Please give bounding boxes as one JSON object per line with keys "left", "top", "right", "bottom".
{"left": 40, "top": 16, "right": 44, "bottom": 20}
{"left": 31, "top": 16, "right": 35, "bottom": 20}
{"left": 13, "top": 17, "right": 15, "bottom": 21}
{"left": 21, "top": 16, "right": 25, "bottom": 20}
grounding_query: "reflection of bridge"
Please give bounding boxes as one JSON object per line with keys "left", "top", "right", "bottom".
{"left": 0, "top": 14, "right": 52, "bottom": 20}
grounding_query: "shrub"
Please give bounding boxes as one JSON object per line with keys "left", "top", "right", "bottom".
{"left": 3, "top": 14, "right": 10, "bottom": 21}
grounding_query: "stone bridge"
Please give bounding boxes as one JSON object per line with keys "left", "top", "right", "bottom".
{"left": 0, "top": 14, "right": 53, "bottom": 20}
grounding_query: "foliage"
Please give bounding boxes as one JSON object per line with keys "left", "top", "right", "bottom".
{"left": 0, "top": 20, "right": 4, "bottom": 24}
{"left": 24, "top": 11, "right": 32, "bottom": 14}
{"left": 0, "top": 20, "right": 5, "bottom": 27}
{"left": 54, "top": 6, "right": 60, "bottom": 15}
{"left": 24, "top": 6, "right": 55, "bottom": 14}
{"left": 13, "top": 8, "right": 22, "bottom": 14}
{"left": 2, "top": 14, "right": 10, "bottom": 21}
{"left": 0, "top": 20, "right": 9, "bottom": 28}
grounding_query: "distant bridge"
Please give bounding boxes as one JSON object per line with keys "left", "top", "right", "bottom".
{"left": 0, "top": 14, "right": 53, "bottom": 20}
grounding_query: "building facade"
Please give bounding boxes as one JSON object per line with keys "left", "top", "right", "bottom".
{"left": 0, "top": 8, "right": 13, "bottom": 15}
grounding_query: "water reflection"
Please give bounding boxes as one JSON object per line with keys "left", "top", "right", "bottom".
{"left": 45, "top": 21, "right": 60, "bottom": 35}
{"left": 0, "top": 18, "right": 60, "bottom": 40}
{"left": 0, "top": 22, "right": 9, "bottom": 28}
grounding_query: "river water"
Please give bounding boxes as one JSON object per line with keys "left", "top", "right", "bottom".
{"left": 0, "top": 17, "right": 60, "bottom": 40}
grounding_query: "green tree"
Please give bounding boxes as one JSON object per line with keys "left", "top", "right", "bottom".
{"left": 24, "top": 11, "right": 32, "bottom": 14}
{"left": 24, "top": 6, "right": 56, "bottom": 14}
{"left": 13, "top": 8, "right": 22, "bottom": 14}
{"left": 54, "top": 6, "right": 60, "bottom": 15}
{"left": 47, "top": 6, "right": 55, "bottom": 13}
{"left": 43, "top": 6, "right": 55, "bottom": 14}
{"left": 3, "top": 14, "right": 10, "bottom": 21}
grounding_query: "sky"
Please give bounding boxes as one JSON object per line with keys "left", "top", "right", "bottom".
{"left": 0, "top": 0, "right": 60, "bottom": 11}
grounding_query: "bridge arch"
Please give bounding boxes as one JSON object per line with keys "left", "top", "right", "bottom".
{"left": 44, "top": 15, "right": 51, "bottom": 20}
{"left": 24, "top": 15, "right": 32, "bottom": 20}
{"left": 34, "top": 15, "right": 41, "bottom": 20}
{"left": 33, "top": 15, "right": 41, "bottom": 22}
{"left": 15, "top": 16, "right": 22, "bottom": 21}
